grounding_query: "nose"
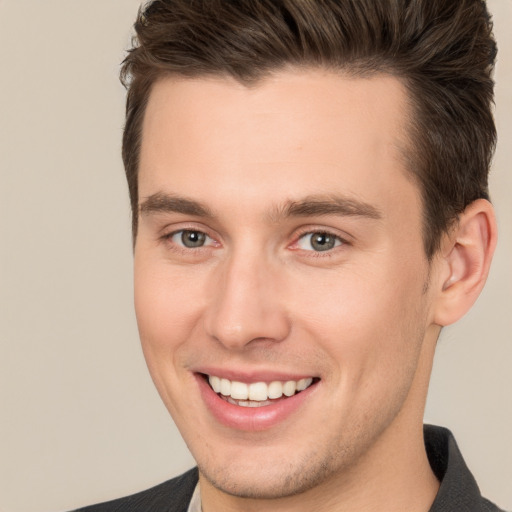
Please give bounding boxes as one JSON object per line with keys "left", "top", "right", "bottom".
{"left": 204, "top": 251, "right": 291, "bottom": 350}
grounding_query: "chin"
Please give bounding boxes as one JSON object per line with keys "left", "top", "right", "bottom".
{"left": 196, "top": 442, "right": 349, "bottom": 500}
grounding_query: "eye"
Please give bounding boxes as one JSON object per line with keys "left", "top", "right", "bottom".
{"left": 170, "top": 229, "right": 213, "bottom": 248}
{"left": 296, "top": 231, "right": 343, "bottom": 252}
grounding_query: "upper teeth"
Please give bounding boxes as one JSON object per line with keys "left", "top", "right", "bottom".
{"left": 208, "top": 376, "right": 313, "bottom": 401}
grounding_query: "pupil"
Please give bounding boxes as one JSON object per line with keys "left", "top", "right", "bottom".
{"left": 311, "top": 233, "right": 335, "bottom": 251}
{"left": 182, "top": 230, "right": 206, "bottom": 248}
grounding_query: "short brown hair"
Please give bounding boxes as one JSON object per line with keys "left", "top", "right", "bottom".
{"left": 121, "top": 0, "right": 497, "bottom": 258}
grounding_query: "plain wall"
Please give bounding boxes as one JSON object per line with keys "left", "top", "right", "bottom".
{"left": 0, "top": 1, "right": 510, "bottom": 511}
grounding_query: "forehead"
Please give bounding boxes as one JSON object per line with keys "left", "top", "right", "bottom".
{"left": 139, "top": 69, "right": 418, "bottom": 221}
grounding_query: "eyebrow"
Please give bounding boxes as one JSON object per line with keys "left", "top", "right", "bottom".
{"left": 272, "top": 195, "right": 382, "bottom": 221}
{"left": 139, "top": 192, "right": 214, "bottom": 218}
{"left": 139, "top": 192, "right": 382, "bottom": 222}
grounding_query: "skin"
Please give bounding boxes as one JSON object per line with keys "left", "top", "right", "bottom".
{"left": 134, "top": 69, "right": 495, "bottom": 512}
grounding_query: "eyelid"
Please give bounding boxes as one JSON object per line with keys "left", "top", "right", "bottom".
{"left": 159, "top": 223, "right": 221, "bottom": 250}
{"left": 170, "top": 229, "right": 215, "bottom": 248}
{"left": 159, "top": 220, "right": 215, "bottom": 238}
{"left": 289, "top": 227, "right": 351, "bottom": 253}
{"left": 297, "top": 232, "right": 343, "bottom": 250}
{"left": 158, "top": 223, "right": 350, "bottom": 254}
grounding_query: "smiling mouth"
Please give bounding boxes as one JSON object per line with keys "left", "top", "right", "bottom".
{"left": 204, "top": 374, "right": 318, "bottom": 408}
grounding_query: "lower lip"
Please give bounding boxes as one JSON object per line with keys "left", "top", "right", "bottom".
{"left": 196, "top": 374, "right": 318, "bottom": 431}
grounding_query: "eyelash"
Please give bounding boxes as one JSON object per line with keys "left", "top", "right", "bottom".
{"left": 160, "top": 227, "right": 349, "bottom": 257}
{"left": 291, "top": 229, "right": 348, "bottom": 256}
{"left": 161, "top": 228, "right": 218, "bottom": 253}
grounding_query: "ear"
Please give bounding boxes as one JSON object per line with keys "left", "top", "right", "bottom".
{"left": 432, "top": 199, "right": 497, "bottom": 327}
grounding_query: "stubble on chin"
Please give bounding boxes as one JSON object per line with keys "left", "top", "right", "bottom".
{"left": 196, "top": 435, "right": 366, "bottom": 501}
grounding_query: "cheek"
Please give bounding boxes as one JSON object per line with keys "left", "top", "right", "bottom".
{"left": 287, "top": 258, "right": 428, "bottom": 372}
{"left": 133, "top": 258, "right": 205, "bottom": 370}
{"left": 133, "top": 260, "right": 211, "bottom": 423}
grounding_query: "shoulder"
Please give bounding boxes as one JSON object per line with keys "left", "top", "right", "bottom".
{"left": 481, "top": 497, "right": 508, "bottom": 512}
{"left": 72, "top": 467, "right": 198, "bottom": 512}
{"left": 424, "top": 425, "right": 507, "bottom": 512}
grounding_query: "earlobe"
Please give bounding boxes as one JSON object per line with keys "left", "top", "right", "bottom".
{"left": 433, "top": 199, "right": 497, "bottom": 327}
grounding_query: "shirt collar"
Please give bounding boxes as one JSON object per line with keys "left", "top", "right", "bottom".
{"left": 187, "top": 480, "right": 202, "bottom": 512}
{"left": 425, "top": 424, "right": 484, "bottom": 512}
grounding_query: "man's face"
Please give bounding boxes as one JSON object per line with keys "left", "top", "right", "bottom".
{"left": 135, "top": 70, "right": 441, "bottom": 498}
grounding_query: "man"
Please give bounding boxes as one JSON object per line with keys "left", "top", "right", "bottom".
{"left": 76, "top": 1, "right": 504, "bottom": 511}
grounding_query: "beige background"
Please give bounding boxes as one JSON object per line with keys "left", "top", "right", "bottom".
{"left": 0, "top": 1, "right": 510, "bottom": 511}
